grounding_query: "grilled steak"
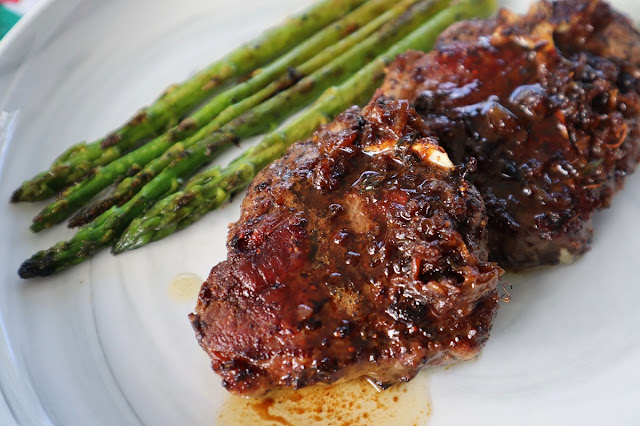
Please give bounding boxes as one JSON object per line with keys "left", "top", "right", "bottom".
{"left": 381, "top": 0, "right": 640, "bottom": 268}
{"left": 190, "top": 95, "right": 502, "bottom": 395}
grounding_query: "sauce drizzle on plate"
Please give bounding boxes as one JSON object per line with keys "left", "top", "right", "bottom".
{"left": 219, "top": 371, "right": 431, "bottom": 425}
{"left": 168, "top": 273, "right": 202, "bottom": 302}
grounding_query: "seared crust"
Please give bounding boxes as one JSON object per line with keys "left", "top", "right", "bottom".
{"left": 191, "top": 96, "right": 501, "bottom": 395}
{"left": 382, "top": 0, "right": 640, "bottom": 267}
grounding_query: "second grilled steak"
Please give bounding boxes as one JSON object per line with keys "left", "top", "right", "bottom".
{"left": 381, "top": 0, "right": 640, "bottom": 268}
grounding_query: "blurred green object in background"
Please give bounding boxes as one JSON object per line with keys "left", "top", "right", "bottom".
{"left": 0, "top": 5, "right": 20, "bottom": 39}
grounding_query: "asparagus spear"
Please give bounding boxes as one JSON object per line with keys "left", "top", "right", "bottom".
{"left": 65, "top": 0, "right": 450, "bottom": 230}
{"left": 115, "top": 0, "right": 498, "bottom": 253}
{"left": 11, "top": 0, "right": 368, "bottom": 202}
{"left": 18, "top": 0, "right": 497, "bottom": 279}
{"left": 18, "top": 0, "right": 467, "bottom": 279}
{"left": 31, "top": 0, "right": 408, "bottom": 232}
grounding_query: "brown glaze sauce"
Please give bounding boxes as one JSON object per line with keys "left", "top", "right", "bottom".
{"left": 192, "top": 99, "right": 499, "bottom": 395}
{"left": 218, "top": 371, "right": 431, "bottom": 425}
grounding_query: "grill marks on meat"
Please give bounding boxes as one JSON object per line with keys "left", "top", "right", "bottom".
{"left": 191, "top": 96, "right": 501, "bottom": 395}
{"left": 381, "top": 0, "right": 640, "bottom": 268}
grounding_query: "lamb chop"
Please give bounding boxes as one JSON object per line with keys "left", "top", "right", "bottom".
{"left": 381, "top": 0, "right": 640, "bottom": 268}
{"left": 190, "top": 95, "right": 502, "bottom": 395}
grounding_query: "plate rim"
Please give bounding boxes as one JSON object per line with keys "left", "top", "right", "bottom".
{"left": 0, "top": 0, "right": 54, "bottom": 55}
{"left": 0, "top": 1, "right": 63, "bottom": 424}
{"left": 0, "top": 1, "right": 639, "bottom": 425}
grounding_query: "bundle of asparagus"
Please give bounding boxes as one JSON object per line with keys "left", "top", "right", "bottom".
{"left": 32, "top": 0, "right": 423, "bottom": 231}
{"left": 12, "top": 0, "right": 369, "bottom": 202}
{"left": 16, "top": 0, "right": 496, "bottom": 278}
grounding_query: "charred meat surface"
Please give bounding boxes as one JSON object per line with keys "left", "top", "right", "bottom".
{"left": 382, "top": 0, "right": 640, "bottom": 268}
{"left": 190, "top": 95, "right": 502, "bottom": 395}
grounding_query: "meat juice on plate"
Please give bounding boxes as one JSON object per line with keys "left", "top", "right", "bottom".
{"left": 219, "top": 370, "right": 431, "bottom": 426}
{"left": 168, "top": 273, "right": 203, "bottom": 302}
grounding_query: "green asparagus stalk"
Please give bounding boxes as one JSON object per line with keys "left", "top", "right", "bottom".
{"left": 31, "top": 0, "right": 409, "bottom": 232}
{"left": 18, "top": 0, "right": 497, "bottom": 278}
{"left": 11, "top": 0, "right": 368, "bottom": 202}
{"left": 18, "top": 0, "right": 476, "bottom": 278}
{"left": 65, "top": 0, "right": 450, "bottom": 230}
{"left": 115, "top": 0, "right": 498, "bottom": 252}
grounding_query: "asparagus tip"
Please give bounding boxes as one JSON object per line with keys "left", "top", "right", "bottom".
{"left": 10, "top": 188, "right": 23, "bottom": 203}
{"left": 18, "top": 253, "right": 56, "bottom": 279}
{"left": 29, "top": 222, "right": 46, "bottom": 233}
{"left": 112, "top": 235, "right": 145, "bottom": 255}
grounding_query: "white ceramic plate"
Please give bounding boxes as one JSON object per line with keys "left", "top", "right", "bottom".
{"left": 1, "top": 0, "right": 639, "bottom": 425}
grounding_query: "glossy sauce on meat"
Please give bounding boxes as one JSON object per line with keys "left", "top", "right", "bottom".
{"left": 381, "top": 0, "right": 640, "bottom": 267}
{"left": 191, "top": 96, "right": 501, "bottom": 395}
